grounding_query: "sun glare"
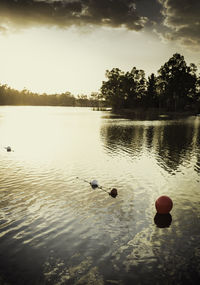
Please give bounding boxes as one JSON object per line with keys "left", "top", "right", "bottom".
{"left": 0, "top": 26, "right": 200, "bottom": 96}
{"left": 0, "top": 27, "right": 105, "bottom": 95}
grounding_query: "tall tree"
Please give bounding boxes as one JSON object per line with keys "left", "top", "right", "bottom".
{"left": 101, "top": 68, "right": 126, "bottom": 109}
{"left": 157, "top": 53, "right": 197, "bottom": 111}
{"left": 101, "top": 67, "right": 146, "bottom": 109}
{"left": 146, "top": 73, "right": 158, "bottom": 107}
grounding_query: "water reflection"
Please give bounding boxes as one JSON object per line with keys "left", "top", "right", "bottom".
{"left": 101, "top": 117, "right": 200, "bottom": 174}
{"left": 156, "top": 123, "right": 194, "bottom": 171}
{"left": 194, "top": 123, "right": 200, "bottom": 174}
{"left": 154, "top": 213, "right": 172, "bottom": 228}
{"left": 195, "top": 157, "right": 200, "bottom": 174}
{"left": 146, "top": 126, "right": 154, "bottom": 149}
{"left": 100, "top": 123, "right": 145, "bottom": 158}
{"left": 1, "top": 107, "right": 200, "bottom": 284}
{"left": 100, "top": 115, "right": 200, "bottom": 284}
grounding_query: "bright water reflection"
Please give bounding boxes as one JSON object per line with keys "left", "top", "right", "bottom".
{"left": 0, "top": 106, "right": 200, "bottom": 284}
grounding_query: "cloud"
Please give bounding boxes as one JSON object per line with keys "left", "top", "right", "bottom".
{"left": 1, "top": 0, "right": 199, "bottom": 50}
{"left": 158, "top": 0, "right": 200, "bottom": 49}
{"left": 0, "top": 0, "right": 148, "bottom": 32}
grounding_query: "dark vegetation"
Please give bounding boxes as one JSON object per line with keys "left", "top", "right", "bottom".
{"left": 101, "top": 53, "right": 200, "bottom": 113}
{"left": 0, "top": 86, "right": 103, "bottom": 108}
{"left": 0, "top": 53, "right": 200, "bottom": 112}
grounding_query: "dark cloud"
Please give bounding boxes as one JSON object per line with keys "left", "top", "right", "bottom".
{"left": 0, "top": 0, "right": 148, "bottom": 32}
{"left": 0, "top": 0, "right": 199, "bottom": 50}
{"left": 158, "top": 0, "right": 200, "bottom": 48}
{"left": 135, "top": 0, "right": 163, "bottom": 24}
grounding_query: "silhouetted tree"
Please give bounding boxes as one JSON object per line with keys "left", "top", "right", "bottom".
{"left": 146, "top": 73, "right": 158, "bottom": 107}
{"left": 0, "top": 52, "right": 199, "bottom": 111}
{"left": 123, "top": 68, "right": 146, "bottom": 107}
{"left": 101, "top": 67, "right": 146, "bottom": 109}
{"left": 90, "top": 92, "right": 105, "bottom": 108}
{"left": 195, "top": 75, "right": 200, "bottom": 112}
{"left": 157, "top": 53, "right": 197, "bottom": 111}
{"left": 59, "top": 92, "right": 75, "bottom": 106}
{"left": 76, "top": 94, "right": 89, "bottom": 107}
{"left": 101, "top": 68, "right": 126, "bottom": 109}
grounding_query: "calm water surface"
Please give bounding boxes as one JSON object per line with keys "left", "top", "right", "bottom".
{"left": 0, "top": 106, "right": 200, "bottom": 284}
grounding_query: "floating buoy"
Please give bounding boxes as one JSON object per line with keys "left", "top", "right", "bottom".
{"left": 109, "top": 188, "right": 118, "bottom": 198}
{"left": 90, "top": 180, "right": 99, "bottom": 189}
{"left": 155, "top": 195, "right": 173, "bottom": 214}
{"left": 6, "top": 146, "right": 11, "bottom": 152}
{"left": 77, "top": 177, "right": 118, "bottom": 198}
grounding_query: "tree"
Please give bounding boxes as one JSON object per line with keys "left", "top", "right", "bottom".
{"left": 157, "top": 53, "right": 197, "bottom": 111}
{"left": 101, "top": 68, "right": 126, "bottom": 109}
{"left": 146, "top": 73, "right": 158, "bottom": 107}
{"left": 127, "top": 67, "right": 146, "bottom": 107}
{"left": 59, "top": 92, "right": 75, "bottom": 106}
{"left": 77, "top": 94, "right": 89, "bottom": 107}
{"left": 101, "top": 67, "right": 146, "bottom": 109}
{"left": 90, "top": 92, "right": 104, "bottom": 107}
{"left": 195, "top": 74, "right": 200, "bottom": 112}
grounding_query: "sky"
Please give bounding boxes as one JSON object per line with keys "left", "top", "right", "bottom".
{"left": 0, "top": 0, "right": 200, "bottom": 96}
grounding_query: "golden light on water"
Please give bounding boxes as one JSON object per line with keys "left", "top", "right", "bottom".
{"left": 1, "top": 106, "right": 200, "bottom": 284}
{"left": 0, "top": 106, "right": 102, "bottom": 167}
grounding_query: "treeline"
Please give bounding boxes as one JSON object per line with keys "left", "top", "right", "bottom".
{"left": 0, "top": 85, "right": 103, "bottom": 107}
{"left": 101, "top": 53, "right": 200, "bottom": 112}
{"left": 1, "top": 53, "right": 200, "bottom": 112}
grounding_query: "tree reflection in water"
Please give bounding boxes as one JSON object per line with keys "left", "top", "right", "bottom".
{"left": 101, "top": 116, "right": 200, "bottom": 174}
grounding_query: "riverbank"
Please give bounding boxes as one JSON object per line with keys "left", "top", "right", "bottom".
{"left": 111, "top": 107, "right": 199, "bottom": 120}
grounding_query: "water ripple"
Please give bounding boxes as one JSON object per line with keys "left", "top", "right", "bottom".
{"left": 0, "top": 107, "right": 200, "bottom": 284}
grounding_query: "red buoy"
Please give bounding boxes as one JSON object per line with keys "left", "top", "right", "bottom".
{"left": 155, "top": 195, "right": 173, "bottom": 214}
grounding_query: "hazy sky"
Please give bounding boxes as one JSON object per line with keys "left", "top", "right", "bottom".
{"left": 0, "top": 0, "right": 200, "bottom": 95}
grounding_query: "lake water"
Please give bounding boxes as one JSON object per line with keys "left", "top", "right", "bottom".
{"left": 0, "top": 106, "right": 200, "bottom": 285}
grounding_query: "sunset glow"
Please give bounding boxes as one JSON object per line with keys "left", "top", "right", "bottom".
{"left": 0, "top": 0, "right": 200, "bottom": 95}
